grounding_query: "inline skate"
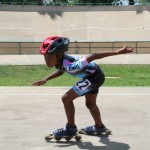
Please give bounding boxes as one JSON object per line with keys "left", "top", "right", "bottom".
{"left": 45, "top": 123, "right": 82, "bottom": 141}
{"left": 79, "top": 124, "right": 111, "bottom": 135}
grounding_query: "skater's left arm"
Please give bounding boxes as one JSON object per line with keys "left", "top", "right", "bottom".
{"left": 86, "top": 45, "right": 134, "bottom": 63}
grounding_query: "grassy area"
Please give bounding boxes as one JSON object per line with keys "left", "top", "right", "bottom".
{"left": 0, "top": 64, "right": 150, "bottom": 86}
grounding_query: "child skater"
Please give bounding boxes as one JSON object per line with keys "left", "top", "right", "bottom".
{"left": 32, "top": 36, "right": 133, "bottom": 140}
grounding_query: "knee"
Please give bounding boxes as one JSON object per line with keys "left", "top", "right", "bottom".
{"left": 62, "top": 94, "right": 67, "bottom": 104}
{"left": 86, "top": 103, "right": 94, "bottom": 110}
{"left": 86, "top": 102, "right": 98, "bottom": 111}
{"left": 62, "top": 94, "right": 71, "bottom": 106}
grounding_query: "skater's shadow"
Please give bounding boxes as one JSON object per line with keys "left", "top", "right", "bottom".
{"left": 47, "top": 135, "right": 130, "bottom": 150}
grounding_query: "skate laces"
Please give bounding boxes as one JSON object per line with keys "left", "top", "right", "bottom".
{"left": 54, "top": 125, "right": 77, "bottom": 135}
{"left": 84, "top": 124, "right": 106, "bottom": 134}
{"left": 56, "top": 127, "right": 66, "bottom": 134}
{"left": 56, "top": 124, "right": 70, "bottom": 133}
{"left": 85, "top": 125, "right": 96, "bottom": 133}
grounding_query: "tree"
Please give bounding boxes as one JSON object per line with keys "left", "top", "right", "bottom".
{"left": 1, "top": 0, "right": 150, "bottom": 5}
{"left": 0, "top": 0, "right": 43, "bottom": 5}
{"left": 77, "top": 0, "right": 113, "bottom": 4}
{"left": 140, "top": 0, "right": 150, "bottom": 4}
{"left": 129, "top": 0, "right": 135, "bottom": 5}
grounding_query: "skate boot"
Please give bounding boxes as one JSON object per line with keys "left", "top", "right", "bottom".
{"left": 79, "top": 124, "right": 111, "bottom": 135}
{"left": 45, "top": 123, "right": 82, "bottom": 141}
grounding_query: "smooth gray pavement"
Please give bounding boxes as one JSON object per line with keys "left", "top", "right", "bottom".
{"left": 0, "top": 87, "right": 150, "bottom": 150}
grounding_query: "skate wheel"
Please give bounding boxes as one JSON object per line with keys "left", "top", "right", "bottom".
{"left": 45, "top": 134, "right": 53, "bottom": 141}
{"left": 65, "top": 136, "right": 72, "bottom": 141}
{"left": 105, "top": 129, "right": 112, "bottom": 135}
{"left": 78, "top": 129, "right": 86, "bottom": 134}
{"left": 54, "top": 136, "right": 61, "bottom": 141}
{"left": 75, "top": 135, "right": 82, "bottom": 141}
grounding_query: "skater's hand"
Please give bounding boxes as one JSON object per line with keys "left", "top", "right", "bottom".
{"left": 116, "top": 45, "right": 134, "bottom": 54}
{"left": 32, "top": 79, "right": 47, "bottom": 86}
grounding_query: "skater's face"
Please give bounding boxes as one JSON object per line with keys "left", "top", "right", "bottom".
{"left": 44, "top": 54, "right": 59, "bottom": 68}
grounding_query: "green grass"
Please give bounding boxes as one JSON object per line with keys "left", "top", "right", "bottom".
{"left": 0, "top": 64, "right": 150, "bottom": 86}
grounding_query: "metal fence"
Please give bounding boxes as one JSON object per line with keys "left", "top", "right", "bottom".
{"left": 0, "top": 41, "right": 150, "bottom": 55}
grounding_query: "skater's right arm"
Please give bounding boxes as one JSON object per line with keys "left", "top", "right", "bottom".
{"left": 32, "top": 69, "right": 64, "bottom": 86}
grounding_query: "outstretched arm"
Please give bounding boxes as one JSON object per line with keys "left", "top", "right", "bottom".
{"left": 32, "top": 69, "right": 64, "bottom": 86}
{"left": 86, "top": 45, "right": 134, "bottom": 63}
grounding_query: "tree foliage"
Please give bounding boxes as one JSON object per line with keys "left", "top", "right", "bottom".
{"left": 0, "top": 0, "right": 150, "bottom": 5}
{"left": 0, "top": 0, "right": 43, "bottom": 5}
{"left": 0, "top": 0, "right": 114, "bottom": 5}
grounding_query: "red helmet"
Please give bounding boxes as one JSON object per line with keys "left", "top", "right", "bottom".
{"left": 40, "top": 36, "right": 69, "bottom": 55}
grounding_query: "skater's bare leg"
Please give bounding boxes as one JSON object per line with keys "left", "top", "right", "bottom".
{"left": 62, "top": 88, "right": 79, "bottom": 126}
{"left": 85, "top": 93, "right": 103, "bottom": 128}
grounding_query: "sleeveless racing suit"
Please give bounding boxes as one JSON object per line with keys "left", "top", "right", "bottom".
{"left": 57, "top": 54, "right": 105, "bottom": 96}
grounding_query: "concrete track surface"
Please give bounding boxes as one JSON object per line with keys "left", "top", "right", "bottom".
{"left": 0, "top": 87, "right": 150, "bottom": 150}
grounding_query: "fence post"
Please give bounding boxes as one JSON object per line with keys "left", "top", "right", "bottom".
{"left": 112, "top": 42, "right": 114, "bottom": 51}
{"left": 136, "top": 42, "right": 138, "bottom": 54}
{"left": 18, "top": 42, "right": 21, "bottom": 55}
{"left": 89, "top": 42, "right": 91, "bottom": 54}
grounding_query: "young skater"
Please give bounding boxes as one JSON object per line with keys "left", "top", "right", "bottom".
{"left": 32, "top": 36, "right": 133, "bottom": 139}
